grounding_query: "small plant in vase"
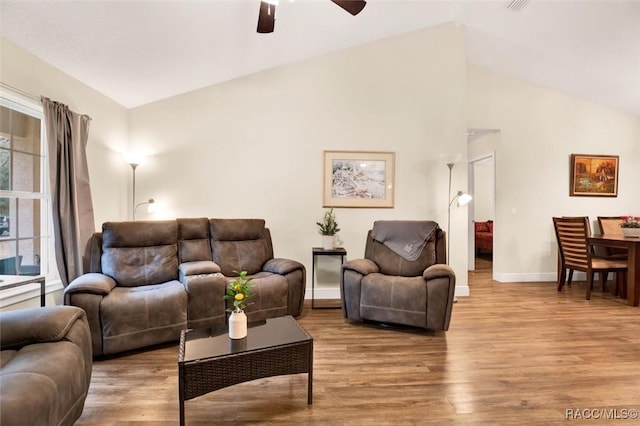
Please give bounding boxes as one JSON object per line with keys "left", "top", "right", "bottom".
{"left": 620, "top": 216, "right": 640, "bottom": 238}
{"left": 317, "top": 208, "right": 340, "bottom": 250}
{"left": 223, "top": 270, "right": 254, "bottom": 339}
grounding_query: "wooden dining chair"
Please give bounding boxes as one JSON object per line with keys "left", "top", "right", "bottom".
{"left": 597, "top": 216, "right": 628, "bottom": 260}
{"left": 553, "top": 216, "right": 627, "bottom": 300}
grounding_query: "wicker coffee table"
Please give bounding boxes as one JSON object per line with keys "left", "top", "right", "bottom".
{"left": 178, "top": 315, "right": 313, "bottom": 425}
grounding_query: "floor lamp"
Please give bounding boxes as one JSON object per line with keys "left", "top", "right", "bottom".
{"left": 128, "top": 159, "right": 155, "bottom": 221}
{"left": 129, "top": 162, "right": 138, "bottom": 220}
{"left": 134, "top": 198, "right": 155, "bottom": 220}
{"left": 446, "top": 162, "right": 472, "bottom": 264}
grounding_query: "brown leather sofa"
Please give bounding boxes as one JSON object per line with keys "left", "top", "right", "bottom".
{"left": 64, "top": 218, "right": 305, "bottom": 356}
{"left": 0, "top": 306, "right": 92, "bottom": 426}
{"left": 341, "top": 221, "right": 456, "bottom": 331}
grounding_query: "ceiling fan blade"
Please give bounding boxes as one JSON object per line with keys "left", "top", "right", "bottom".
{"left": 257, "top": 1, "right": 276, "bottom": 33}
{"left": 331, "top": 0, "right": 366, "bottom": 16}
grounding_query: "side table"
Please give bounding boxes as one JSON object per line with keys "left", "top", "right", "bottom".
{"left": 311, "top": 247, "right": 346, "bottom": 309}
{"left": 178, "top": 316, "right": 313, "bottom": 425}
{"left": 0, "top": 275, "right": 46, "bottom": 306}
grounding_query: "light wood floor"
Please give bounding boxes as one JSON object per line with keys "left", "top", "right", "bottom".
{"left": 77, "top": 267, "right": 640, "bottom": 425}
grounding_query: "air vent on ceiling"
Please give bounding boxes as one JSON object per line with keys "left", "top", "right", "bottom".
{"left": 506, "top": 0, "right": 529, "bottom": 11}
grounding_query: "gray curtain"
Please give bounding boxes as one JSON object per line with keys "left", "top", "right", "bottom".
{"left": 41, "top": 97, "right": 95, "bottom": 286}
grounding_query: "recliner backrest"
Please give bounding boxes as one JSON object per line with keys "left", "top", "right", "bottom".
{"left": 209, "top": 218, "right": 273, "bottom": 276}
{"left": 101, "top": 220, "right": 179, "bottom": 287}
{"left": 87, "top": 232, "right": 103, "bottom": 273}
{"left": 364, "top": 225, "right": 445, "bottom": 276}
{"left": 177, "top": 217, "right": 212, "bottom": 263}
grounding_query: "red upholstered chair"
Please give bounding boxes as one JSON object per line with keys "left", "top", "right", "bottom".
{"left": 474, "top": 220, "right": 493, "bottom": 255}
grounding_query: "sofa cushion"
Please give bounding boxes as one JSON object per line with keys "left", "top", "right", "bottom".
{"left": 100, "top": 281, "right": 187, "bottom": 354}
{"left": 101, "top": 221, "right": 178, "bottom": 287}
{"left": 102, "top": 220, "right": 177, "bottom": 247}
{"left": 210, "top": 219, "right": 272, "bottom": 276}
{"left": 102, "top": 245, "right": 178, "bottom": 287}
{"left": 229, "top": 272, "right": 288, "bottom": 321}
{"left": 210, "top": 218, "right": 265, "bottom": 241}
{"left": 178, "top": 217, "right": 212, "bottom": 262}
{"left": 360, "top": 274, "right": 427, "bottom": 328}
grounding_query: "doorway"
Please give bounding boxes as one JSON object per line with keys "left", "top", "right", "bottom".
{"left": 467, "top": 152, "right": 495, "bottom": 273}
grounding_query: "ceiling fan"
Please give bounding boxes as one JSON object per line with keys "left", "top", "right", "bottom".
{"left": 257, "top": 0, "right": 367, "bottom": 33}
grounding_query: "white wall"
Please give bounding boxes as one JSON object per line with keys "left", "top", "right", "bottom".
{"left": 472, "top": 159, "right": 494, "bottom": 222}
{"left": 128, "top": 24, "right": 470, "bottom": 296}
{"left": 468, "top": 64, "right": 640, "bottom": 282}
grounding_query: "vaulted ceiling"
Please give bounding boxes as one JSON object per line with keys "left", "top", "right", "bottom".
{"left": 1, "top": 0, "right": 638, "bottom": 116}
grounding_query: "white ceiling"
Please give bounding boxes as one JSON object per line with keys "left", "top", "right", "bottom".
{"left": 1, "top": 0, "right": 639, "bottom": 115}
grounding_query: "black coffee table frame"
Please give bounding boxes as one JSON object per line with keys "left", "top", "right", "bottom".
{"left": 178, "top": 316, "right": 313, "bottom": 425}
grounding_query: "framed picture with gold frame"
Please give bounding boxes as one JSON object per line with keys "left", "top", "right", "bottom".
{"left": 323, "top": 151, "right": 395, "bottom": 208}
{"left": 569, "top": 154, "right": 619, "bottom": 197}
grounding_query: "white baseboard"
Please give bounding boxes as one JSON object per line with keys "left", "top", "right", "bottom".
{"left": 493, "top": 272, "right": 557, "bottom": 282}
{"left": 492, "top": 271, "right": 591, "bottom": 283}
{"left": 306, "top": 287, "right": 340, "bottom": 299}
{"left": 455, "top": 285, "right": 470, "bottom": 297}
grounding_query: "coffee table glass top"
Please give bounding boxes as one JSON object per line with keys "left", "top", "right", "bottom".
{"left": 181, "top": 315, "right": 311, "bottom": 363}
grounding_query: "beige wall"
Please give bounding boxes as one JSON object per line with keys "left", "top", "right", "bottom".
{"left": 472, "top": 160, "right": 495, "bottom": 222}
{"left": 4, "top": 21, "right": 638, "bottom": 308}
{"left": 128, "top": 23, "right": 470, "bottom": 296}
{"left": 0, "top": 37, "right": 130, "bottom": 226}
{"left": 467, "top": 64, "right": 640, "bottom": 281}
{"left": 1, "top": 37, "right": 129, "bottom": 309}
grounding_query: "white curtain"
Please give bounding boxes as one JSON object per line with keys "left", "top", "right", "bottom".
{"left": 41, "top": 97, "right": 94, "bottom": 286}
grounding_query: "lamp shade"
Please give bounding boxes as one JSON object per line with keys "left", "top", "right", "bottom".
{"left": 457, "top": 192, "right": 473, "bottom": 206}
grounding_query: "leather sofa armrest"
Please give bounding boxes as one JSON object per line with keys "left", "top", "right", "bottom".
{"left": 179, "top": 260, "right": 221, "bottom": 281}
{"left": 423, "top": 263, "right": 456, "bottom": 280}
{"left": 263, "top": 258, "right": 304, "bottom": 275}
{"left": 64, "top": 273, "right": 116, "bottom": 296}
{"left": 343, "top": 258, "right": 379, "bottom": 276}
{"left": 0, "top": 306, "right": 86, "bottom": 349}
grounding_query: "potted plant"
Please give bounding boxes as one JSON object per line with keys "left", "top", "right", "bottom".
{"left": 223, "top": 270, "right": 254, "bottom": 339}
{"left": 620, "top": 216, "right": 640, "bottom": 238}
{"left": 317, "top": 208, "right": 340, "bottom": 250}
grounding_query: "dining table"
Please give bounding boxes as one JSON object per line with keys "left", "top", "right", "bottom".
{"left": 588, "top": 233, "right": 640, "bottom": 306}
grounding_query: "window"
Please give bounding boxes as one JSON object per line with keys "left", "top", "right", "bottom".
{"left": 0, "top": 90, "right": 56, "bottom": 303}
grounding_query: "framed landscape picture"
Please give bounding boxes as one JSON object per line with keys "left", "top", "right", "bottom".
{"left": 569, "top": 154, "right": 619, "bottom": 197}
{"left": 323, "top": 151, "right": 395, "bottom": 208}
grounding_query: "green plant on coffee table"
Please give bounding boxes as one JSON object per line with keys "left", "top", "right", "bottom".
{"left": 316, "top": 207, "right": 340, "bottom": 236}
{"left": 223, "top": 270, "right": 254, "bottom": 313}
{"left": 620, "top": 216, "right": 640, "bottom": 228}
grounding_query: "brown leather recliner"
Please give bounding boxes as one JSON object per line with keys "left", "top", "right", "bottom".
{"left": 1, "top": 306, "right": 92, "bottom": 426}
{"left": 65, "top": 220, "right": 189, "bottom": 356}
{"left": 341, "top": 220, "right": 456, "bottom": 331}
